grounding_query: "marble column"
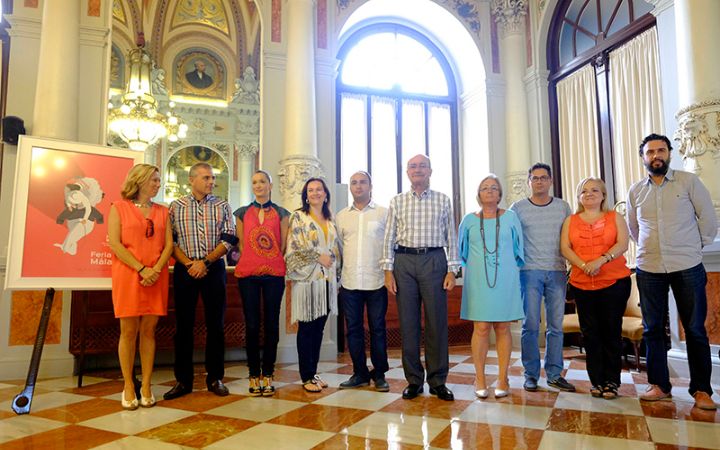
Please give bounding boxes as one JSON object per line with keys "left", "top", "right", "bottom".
{"left": 491, "top": 0, "right": 531, "bottom": 205}
{"left": 32, "top": 0, "right": 80, "bottom": 140}
{"left": 278, "top": 0, "right": 323, "bottom": 212}
{"left": 237, "top": 143, "right": 258, "bottom": 206}
{"left": 671, "top": 0, "right": 720, "bottom": 217}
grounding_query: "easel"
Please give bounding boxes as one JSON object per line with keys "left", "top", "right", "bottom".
{"left": 11, "top": 288, "right": 55, "bottom": 415}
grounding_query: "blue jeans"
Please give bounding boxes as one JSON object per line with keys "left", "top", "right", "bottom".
{"left": 636, "top": 264, "right": 712, "bottom": 395}
{"left": 520, "top": 270, "right": 567, "bottom": 381}
{"left": 340, "top": 287, "right": 389, "bottom": 381}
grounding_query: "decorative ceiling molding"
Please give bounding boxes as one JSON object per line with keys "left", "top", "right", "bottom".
{"left": 170, "top": 0, "right": 230, "bottom": 36}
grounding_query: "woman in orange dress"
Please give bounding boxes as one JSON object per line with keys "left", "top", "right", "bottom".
{"left": 108, "top": 164, "right": 173, "bottom": 410}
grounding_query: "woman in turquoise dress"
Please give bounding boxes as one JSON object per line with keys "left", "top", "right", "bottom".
{"left": 459, "top": 174, "right": 524, "bottom": 400}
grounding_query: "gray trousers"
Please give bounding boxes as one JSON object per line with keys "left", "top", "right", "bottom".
{"left": 394, "top": 250, "right": 449, "bottom": 387}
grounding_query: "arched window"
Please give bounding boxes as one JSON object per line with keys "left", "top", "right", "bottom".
{"left": 548, "top": 0, "right": 656, "bottom": 202}
{"left": 336, "top": 24, "right": 459, "bottom": 211}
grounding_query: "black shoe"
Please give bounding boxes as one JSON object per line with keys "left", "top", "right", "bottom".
{"left": 374, "top": 377, "right": 390, "bottom": 392}
{"left": 547, "top": 377, "right": 576, "bottom": 392}
{"left": 163, "top": 382, "right": 192, "bottom": 400}
{"left": 402, "top": 384, "right": 424, "bottom": 399}
{"left": 207, "top": 380, "right": 229, "bottom": 397}
{"left": 339, "top": 375, "right": 370, "bottom": 389}
{"left": 429, "top": 384, "right": 455, "bottom": 401}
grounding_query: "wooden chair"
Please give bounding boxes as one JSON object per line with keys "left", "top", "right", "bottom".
{"left": 621, "top": 274, "right": 644, "bottom": 371}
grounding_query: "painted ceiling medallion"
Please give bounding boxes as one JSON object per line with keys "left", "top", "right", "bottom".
{"left": 172, "top": 0, "right": 230, "bottom": 35}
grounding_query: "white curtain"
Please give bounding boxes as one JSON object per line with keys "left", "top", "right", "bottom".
{"left": 609, "top": 27, "right": 664, "bottom": 267}
{"left": 557, "top": 64, "right": 601, "bottom": 211}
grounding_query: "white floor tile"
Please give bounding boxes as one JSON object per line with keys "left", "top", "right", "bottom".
{"left": 2, "top": 391, "right": 93, "bottom": 412}
{"left": 554, "top": 392, "right": 644, "bottom": 415}
{"left": 458, "top": 402, "right": 553, "bottom": 429}
{"left": 538, "top": 431, "right": 655, "bottom": 450}
{"left": 344, "top": 411, "right": 450, "bottom": 446}
{"left": 313, "top": 389, "right": 400, "bottom": 411}
{"left": 646, "top": 417, "right": 720, "bottom": 449}
{"left": 206, "top": 423, "right": 334, "bottom": 450}
{"left": 206, "top": 397, "right": 305, "bottom": 422}
{"left": 90, "top": 435, "right": 194, "bottom": 449}
{"left": 79, "top": 406, "right": 195, "bottom": 435}
{"left": 0, "top": 415, "right": 66, "bottom": 444}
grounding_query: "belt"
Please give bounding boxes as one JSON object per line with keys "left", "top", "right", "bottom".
{"left": 395, "top": 246, "right": 442, "bottom": 255}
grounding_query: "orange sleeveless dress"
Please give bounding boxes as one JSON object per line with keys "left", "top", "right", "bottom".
{"left": 111, "top": 200, "right": 169, "bottom": 318}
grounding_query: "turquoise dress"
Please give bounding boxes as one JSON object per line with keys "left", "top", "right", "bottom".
{"left": 458, "top": 210, "right": 525, "bottom": 322}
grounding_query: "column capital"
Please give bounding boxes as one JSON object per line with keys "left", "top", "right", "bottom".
{"left": 491, "top": 0, "right": 528, "bottom": 36}
{"left": 278, "top": 155, "right": 324, "bottom": 200}
{"left": 646, "top": 0, "right": 674, "bottom": 16}
{"left": 237, "top": 143, "right": 259, "bottom": 160}
{"left": 673, "top": 98, "right": 720, "bottom": 175}
{"left": 505, "top": 171, "right": 529, "bottom": 207}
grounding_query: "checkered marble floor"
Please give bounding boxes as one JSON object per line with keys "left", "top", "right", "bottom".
{"left": 1, "top": 346, "right": 720, "bottom": 449}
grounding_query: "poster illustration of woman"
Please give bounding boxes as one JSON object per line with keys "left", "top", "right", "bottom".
{"left": 54, "top": 178, "right": 105, "bottom": 255}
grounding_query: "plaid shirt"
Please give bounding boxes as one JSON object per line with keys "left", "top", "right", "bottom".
{"left": 169, "top": 194, "right": 236, "bottom": 259}
{"left": 381, "top": 189, "right": 460, "bottom": 272}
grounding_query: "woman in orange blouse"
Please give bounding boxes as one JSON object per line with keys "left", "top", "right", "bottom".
{"left": 108, "top": 164, "right": 173, "bottom": 410}
{"left": 560, "top": 177, "right": 631, "bottom": 400}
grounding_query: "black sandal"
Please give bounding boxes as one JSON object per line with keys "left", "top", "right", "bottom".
{"left": 602, "top": 382, "right": 618, "bottom": 399}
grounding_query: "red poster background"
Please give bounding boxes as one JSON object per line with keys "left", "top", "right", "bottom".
{"left": 20, "top": 148, "right": 134, "bottom": 278}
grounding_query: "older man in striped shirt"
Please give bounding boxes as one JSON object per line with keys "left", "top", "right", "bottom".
{"left": 164, "top": 162, "right": 238, "bottom": 400}
{"left": 382, "top": 154, "right": 460, "bottom": 401}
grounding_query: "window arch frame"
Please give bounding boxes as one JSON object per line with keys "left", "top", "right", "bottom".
{"left": 335, "top": 23, "right": 461, "bottom": 220}
{"left": 547, "top": 0, "right": 656, "bottom": 201}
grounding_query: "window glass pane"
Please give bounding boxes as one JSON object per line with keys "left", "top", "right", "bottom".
{"left": 340, "top": 93, "right": 368, "bottom": 204}
{"left": 576, "top": 31, "right": 596, "bottom": 56}
{"left": 428, "top": 103, "right": 453, "bottom": 203}
{"left": 401, "top": 100, "right": 426, "bottom": 192}
{"left": 370, "top": 96, "right": 398, "bottom": 207}
{"left": 608, "top": 1, "right": 631, "bottom": 36}
{"left": 633, "top": 0, "right": 654, "bottom": 18}
{"left": 396, "top": 34, "right": 448, "bottom": 96}
{"left": 559, "top": 22, "right": 575, "bottom": 65}
{"left": 578, "top": 1, "right": 599, "bottom": 35}
{"left": 341, "top": 33, "right": 396, "bottom": 90}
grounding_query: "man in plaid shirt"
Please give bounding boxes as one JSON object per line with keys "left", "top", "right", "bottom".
{"left": 164, "top": 162, "right": 238, "bottom": 400}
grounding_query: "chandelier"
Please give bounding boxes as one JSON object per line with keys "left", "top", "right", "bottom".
{"left": 108, "top": 34, "right": 187, "bottom": 151}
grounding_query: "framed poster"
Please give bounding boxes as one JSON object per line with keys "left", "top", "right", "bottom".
{"left": 5, "top": 136, "right": 144, "bottom": 290}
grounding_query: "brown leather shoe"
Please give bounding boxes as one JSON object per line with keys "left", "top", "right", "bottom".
{"left": 692, "top": 391, "right": 717, "bottom": 410}
{"left": 639, "top": 384, "right": 672, "bottom": 402}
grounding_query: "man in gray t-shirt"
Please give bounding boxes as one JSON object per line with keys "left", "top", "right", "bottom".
{"left": 510, "top": 163, "right": 575, "bottom": 393}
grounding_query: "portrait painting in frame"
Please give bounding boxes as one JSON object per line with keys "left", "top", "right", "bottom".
{"left": 174, "top": 50, "right": 225, "bottom": 99}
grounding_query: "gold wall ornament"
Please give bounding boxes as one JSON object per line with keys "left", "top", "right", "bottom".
{"left": 112, "top": 0, "right": 126, "bottom": 24}
{"left": 174, "top": 50, "right": 226, "bottom": 99}
{"left": 171, "top": 0, "right": 230, "bottom": 36}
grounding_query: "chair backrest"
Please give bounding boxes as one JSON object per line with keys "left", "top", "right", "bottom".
{"left": 624, "top": 273, "right": 642, "bottom": 318}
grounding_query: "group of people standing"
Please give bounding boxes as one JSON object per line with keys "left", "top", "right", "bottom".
{"left": 108, "top": 132, "right": 717, "bottom": 412}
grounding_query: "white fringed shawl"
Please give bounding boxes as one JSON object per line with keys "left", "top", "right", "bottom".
{"left": 285, "top": 211, "right": 339, "bottom": 323}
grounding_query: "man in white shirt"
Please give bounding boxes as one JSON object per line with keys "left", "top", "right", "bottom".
{"left": 336, "top": 171, "right": 390, "bottom": 391}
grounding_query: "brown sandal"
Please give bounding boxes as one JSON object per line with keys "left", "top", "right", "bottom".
{"left": 303, "top": 379, "right": 322, "bottom": 393}
{"left": 313, "top": 375, "right": 328, "bottom": 389}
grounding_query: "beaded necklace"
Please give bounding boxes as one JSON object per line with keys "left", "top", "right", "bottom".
{"left": 479, "top": 209, "right": 500, "bottom": 288}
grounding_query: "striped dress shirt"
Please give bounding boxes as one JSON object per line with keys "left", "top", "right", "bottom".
{"left": 169, "top": 194, "right": 236, "bottom": 259}
{"left": 381, "top": 189, "right": 460, "bottom": 272}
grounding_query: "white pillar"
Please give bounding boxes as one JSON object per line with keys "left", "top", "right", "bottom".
{"left": 492, "top": 0, "right": 531, "bottom": 205}
{"left": 32, "top": 0, "right": 80, "bottom": 140}
{"left": 237, "top": 143, "right": 258, "bottom": 206}
{"left": 671, "top": 0, "right": 720, "bottom": 216}
{"left": 278, "top": 0, "right": 323, "bottom": 212}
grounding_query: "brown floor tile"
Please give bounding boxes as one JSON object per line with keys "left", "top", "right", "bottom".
{"left": 0, "top": 386, "right": 53, "bottom": 402}
{"left": 137, "top": 413, "right": 257, "bottom": 447}
{"left": 332, "top": 365, "right": 356, "bottom": 375}
{"left": 32, "top": 398, "right": 123, "bottom": 423}
{"left": 568, "top": 380, "right": 637, "bottom": 398}
{"left": 654, "top": 444, "right": 712, "bottom": 450}
{"left": 641, "top": 400, "right": 720, "bottom": 423}
{"left": 312, "top": 434, "right": 424, "bottom": 449}
{"left": 446, "top": 373, "right": 479, "bottom": 385}
{"left": 382, "top": 378, "right": 410, "bottom": 395}
{"left": 159, "top": 391, "right": 244, "bottom": 412}
{"left": 547, "top": 409, "right": 651, "bottom": 441}
{"left": 272, "top": 383, "right": 339, "bottom": 402}
{"left": 0, "top": 411, "right": 15, "bottom": 420}
{"left": 268, "top": 404, "right": 373, "bottom": 432}
{"left": 64, "top": 380, "right": 124, "bottom": 397}
{"left": 272, "top": 368, "right": 302, "bottom": 383}
{"left": 430, "top": 421, "right": 544, "bottom": 450}
{"left": 0, "top": 425, "right": 123, "bottom": 450}
{"left": 380, "top": 397, "right": 473, "bottom": 420}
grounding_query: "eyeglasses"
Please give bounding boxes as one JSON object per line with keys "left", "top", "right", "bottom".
{"left": 530, "top": 176, "right": 550, "bottom": 182}
{"left": 479, "top": 186, "right": 500, "bottom": 192}
{"left": 145, "top": 218, "right": 154, "bottom": 238}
